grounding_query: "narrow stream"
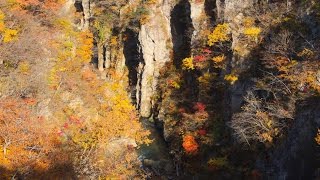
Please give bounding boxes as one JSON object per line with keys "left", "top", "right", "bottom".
{"left": 138, "top": 118, "right": 175, "bottom": 178}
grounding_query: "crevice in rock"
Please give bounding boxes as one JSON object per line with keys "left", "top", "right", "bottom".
{"left": 91, "top": 40, "right": 99, "bottom": 66}
{"left": 123, "top": 29, "right": 143, "bottom": 106}
{"left": 170, "top": 0, "right": 193, "bottom": 68}
{"left": 74, "top": 0, "right": 83, "bottom": 12}
{"left": 205, "top": 0, "right": 217, "bottom": 24}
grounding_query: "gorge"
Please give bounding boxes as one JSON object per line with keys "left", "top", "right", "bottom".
{"left": 0, "top": 0, "right": 319, "bottom": 179}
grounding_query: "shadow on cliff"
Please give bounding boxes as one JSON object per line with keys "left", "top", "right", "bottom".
{"left": 166, "top": 1, "right": 320, "bottom": 178}
{"left": 223, "top": 3, "right": 320, "bottom": 179}
{"left": 0, "top": 163, "right": 77, "bottom": 180}
{"left": 264, "top": 96, "right": 320, "bottom": 179}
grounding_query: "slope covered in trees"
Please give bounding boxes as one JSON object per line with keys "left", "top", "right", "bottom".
{"left": 0, "top": 0, "right": 150, "bottom": 179}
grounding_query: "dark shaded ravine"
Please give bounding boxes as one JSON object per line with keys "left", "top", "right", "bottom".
{"left": 138, "top": 118, "right": 175, "bottom": 178}
{"left": 261, "top": 97, "right": 320, "bottom": 179}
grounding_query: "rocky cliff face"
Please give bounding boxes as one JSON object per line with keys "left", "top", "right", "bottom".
{"left": 75, "top": 0, "right": 320, "bottom": 177}
{"left": 136, "top": 1, "right": 173, "bottom": 117}
{"left": 262, "top": 98, "right": 320, "bottom": 179}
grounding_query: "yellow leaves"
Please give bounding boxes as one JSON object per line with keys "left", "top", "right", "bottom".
{"left": 278, "top": 60, "right": 298, "bottom": 73}
{"left": 207, "top": 157, "right": 229, "bottom": 170}
{"left": 48, "top": 24, "right": 93, "bottom": 86}
{"left": 54, "top": 18, "right": 73, "bottom": 32}
{"left": 48, "top": 67, "right": 60, "bottom": 89}
{"left": 266, "top": 120, "right": 272, "bottom": 129}
{"left": 254, "top": 111, "right": 280, "bottom": 143}
{"left": 224, "top": 74, "right": 238, "bottom": 85}
{"left": 261, "top": 132, "right": 273, "bottom": 143}
{"left": 18, "top": 61, "right": 30, "bottom": 74}
{"left": 94, "top": 21, "right": 111, "bottom": 42}
{"left": 76, "top": 31, "right": 93, "bottom": 63}
{"left": 212, "top": 54, "right": 226, "bottom": 68}
{"left": 72, "top": 128, "right": 99, "bottom": 149}
{"left": 182, "top": 57, "right": 194, "bottom": 70}
{"left": 0, "top": 10, "right": 5, "bottom": 21}
{"left": 110, "top": 36, "right": 118, "bottom": 46}
{"left": 207, "top": 23, "right": 230, "bottom": 46}
{"left": 315, "top": 129, "right": 320, "bottom": 145}
{"left": 243, "top": 27, "right": 261, "bottom": 39}
{"left": 243, "top": 17, "right": 255, "bottom": 27}
{"left": 212, "top": 55, "right": 225, "bottom": 63}
{"left": 0, "top": 10, "right": 5, "bottom": 32}
{"left": 170, "top": 81, "right": 180, "bottom": 89}
{"left": 0, "top": 22, "right": 5, "bottom": 33}
{"left": 256, "top": 111, "right": 273, "bottom": 128}
{"left": 146, "top": 0, "right": 157, "bottom": 5}
{"left": 2, "top": 29, "right": 18, "bottom": 43}
{"left": 298, "top": 48, "right": 314, "bottom": 58}
{"left": 198, "top": 72, "right": 212, "bottom": 85}
{"left": 242, "top": 16, "right": 261, "bottom": 40}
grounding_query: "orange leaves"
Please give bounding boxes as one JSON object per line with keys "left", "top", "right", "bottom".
{"left": 23, "top": 97, "right": 37, "bottom": 106}
{"left": 315, "top": 129, "right": 320, "bottom": 145}
{"left": 0, "top": 98, "right": 58, "bottom": 173}
{"left": 182, "top": 135, "right": 199, "bottom": 154}
{"left": 76, "top": 31, "right": 94, "bottom": 63}
{"left": 81, "top": 68, "right": 96, "bottom": 81}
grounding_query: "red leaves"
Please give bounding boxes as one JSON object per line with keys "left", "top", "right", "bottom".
{"left": 57, "top": 129, "right": 64, "bottom": 136}
{"left": 63, "top": 123, "right": 69, "bottom": 129}
{"left": 194, "top": 55, "right": 207, "bottom": 63}
{"left": 69, "top": 115, "right": 82, "bottom": 125}
{"left": 178, "top": 108, "right": 186, "bottom": 114}
{"left": 167, "top": 79, "right": 174, "bottom": 85}
{"left": 193, "top": 102, "right": 206, "bottom": 112}
{"left": 198, "top": 129, "right": 207, "bottom": 136}
{"left": 195, "top": 0, "right": 204, "bottom": 4}
{"left": 202, "top": 48, "right": 212, "bottom": 54}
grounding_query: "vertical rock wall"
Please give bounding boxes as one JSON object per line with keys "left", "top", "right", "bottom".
{"left": 137, "top": 0, "right": 173, "bottom": 117}
{"left": 81, "top": 0, "right": 91, "bottom": 30}
{"left": 89, "top": 0, "right": 256, "bottom": 117}
{"left": 189, "top": 0, "right": 207, "bottom": 47}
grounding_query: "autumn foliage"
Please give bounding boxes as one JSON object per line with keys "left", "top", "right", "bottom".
{"left": 0, "top": 98, "right": 60, "bottom": 177}
{"left": 182, "top": 135, "right": 199, "bottom": 154}
{"left": 0, "top": 1, "right": 150, "bottom": 178}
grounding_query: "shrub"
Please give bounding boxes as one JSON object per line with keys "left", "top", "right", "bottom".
{"left": 3, "top": 28, "right": 18, "bottom": 43}
{"left": 207, "top": 157, "right": 229, "bottom": 170}
{"left": 212, "top": 55, "right": 225, "bottom": 63}
{"left": 207, "top": 23, "right": 230, "bottom": 46}
{"left": 243, "top": 27, "right": 261, "bottom": 39}
{"left": 193, "top": 102, "right": 206, "bottom": 112}
{"left": 182, "top": 57, "right": 195, "bottom": 70}
{"left": 182, "top": 135, "right": 199, "bottom": 154}
{"left": 230, "top": 92, "right": 292, "bottom": 145}
{"left": 18, "top": 61, "right": 30, "bottom": 74}
{"left": 224, "top": 74, "right": 238, "bottom": 85}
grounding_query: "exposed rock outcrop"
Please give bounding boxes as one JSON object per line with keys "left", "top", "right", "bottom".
{"left": 137, "top": 1, "right": 173, "bottom": 117}
{"left": 189, "top": 0, "right": 207, "bottom": 48}
{"left": 262, "top": 98, "right": 320, "bottom": 179}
